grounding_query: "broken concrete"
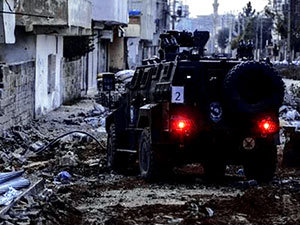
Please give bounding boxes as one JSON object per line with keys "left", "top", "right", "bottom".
{"left": 0, "top": 96, "right": 299, "bottom": 224}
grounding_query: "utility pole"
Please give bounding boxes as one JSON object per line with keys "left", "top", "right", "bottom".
{"left": 228, "top": 13, "right": 233, "bottom": 55}
{"left": 172, "top": 0, "right": 176, "bottom": 29}
{"left": 260, "top": 16, "right": 263, "bottom": 58}
{"left": 255, "top": 14, "right": 259, "bottom": 59}
{"left": 287, "top": 0, "right": 291, "bottom": 62}
{"left": 170, "top": 0, "right": 186, "bottom": 30}
{"left": 213, "top": 0, "right": 219, "bottom": 53}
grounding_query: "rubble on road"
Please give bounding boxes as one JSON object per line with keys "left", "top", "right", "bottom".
{"left": 0, "top": 98, "right": 109, "bottom": 224}
{"left": 277, "top": 79, "right": 300, "bottom": 167}
{"left": 0, "top": 96, "right": 300, "bottom": 224}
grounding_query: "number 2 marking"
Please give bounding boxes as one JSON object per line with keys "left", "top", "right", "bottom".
{"left": 175, "top": 92, "right": 181, "bottom": 101}
{"left": 171, "top": 86, "right": 184, "bottom": 103}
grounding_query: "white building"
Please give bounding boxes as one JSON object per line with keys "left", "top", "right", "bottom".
{"left": 0, "top": 0, "right": 92, "bottom": 133}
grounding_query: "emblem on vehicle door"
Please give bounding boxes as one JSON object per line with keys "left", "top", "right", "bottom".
{"left": 210, "top": 102, "right": 222, "bottom": 123}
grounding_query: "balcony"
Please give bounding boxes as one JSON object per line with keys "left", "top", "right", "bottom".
{"left": 16, "top": 0, "right": 92, "bottom": 30}
{"left": 91, "top": 0, "right": 128, "bottom": 26}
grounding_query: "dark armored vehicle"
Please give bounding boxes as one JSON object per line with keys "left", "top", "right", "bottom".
{"left": 105, "top": 30, "right": 285, "bottom": 182}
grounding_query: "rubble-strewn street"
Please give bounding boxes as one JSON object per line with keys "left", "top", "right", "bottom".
{"left": 3, "top": 0, "right": 300, "bottom": 224}
{"left": 0, "top": 82, "right": 298, "bottom": 224}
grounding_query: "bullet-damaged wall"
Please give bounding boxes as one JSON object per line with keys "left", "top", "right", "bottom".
{"left": 109, "top": 29, "right": 126, "bottom": 72}
{"left": 0, "top": 27, "right": 36, "bottom": 64}
{"left": 61, "top": 58, "right": 83, "bottom": 104}
{"left": 35, "top": 35, "right": 63, "bottom": 117}
{"left": 0, "top": 61, "right": 35, "bottom": 134}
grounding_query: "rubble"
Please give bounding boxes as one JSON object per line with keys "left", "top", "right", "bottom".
{"left": 277, "top": 79, "right": 300, "bottom": 167}
{"left": 54, "top": 171, "right": 72, "bottom": 184}
{"left": 0, "top": 98, "right": 108, "bottom": 223}
{"left": 0, "top": 187, "right": 22, "bottom": 206}
{"left": 59, "top": 151, "right": 79, "bottom": 167}
{"left": 0, "top": 96, "right": 299, "bottom": 224}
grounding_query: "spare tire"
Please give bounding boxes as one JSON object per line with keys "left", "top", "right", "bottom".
{"left": 223, "top": 61, "right": 285, "bottom": 114}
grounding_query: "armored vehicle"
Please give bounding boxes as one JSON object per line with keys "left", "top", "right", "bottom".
{"left": 105, "top": 30, "right": 285, "bottom": 182}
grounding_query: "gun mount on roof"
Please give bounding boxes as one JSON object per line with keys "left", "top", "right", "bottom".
{"left": 159, "top": 30, "right": 209, "bottom": 61}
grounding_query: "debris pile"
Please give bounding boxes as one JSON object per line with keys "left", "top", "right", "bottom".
{"left": 0, "top": 87, "right": 300, "bottom": 224}
{"left": 0, "top": 98, "right": 109, "bottom": 224}
{"left": 95, "top": 70, "right": 134, "bottom": 108}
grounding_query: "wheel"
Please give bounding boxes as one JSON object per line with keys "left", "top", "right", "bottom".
{"left": 107, "top": 124, "right": 126, "bottom": 172}
{"left": 243, "top": 142, "right": 277, "bottom": 182}
{"left": 139, "top": 128, "right": 157, "bottom": 179}
{"left": 223, "top": 61, "right": 284, "bottom": 114}
{"left": 139, "top": 128, "right": 166, "bottom": 180}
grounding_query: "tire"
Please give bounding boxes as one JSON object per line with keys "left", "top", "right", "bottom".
{"left": 243, "top": 142, "right": 277, "bottom": 182}
{"left": 223, "top": 61, "right": 284, "bottom": 114}
{"left": 107, "top": 124, "right": 126, "bottom": 172}
{"left": 139, "top": 128, "right": 164, "bottom": 180}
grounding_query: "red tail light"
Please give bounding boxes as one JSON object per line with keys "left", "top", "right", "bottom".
{"left": 171, "top": 116, "right": 193, "bottom": 134}
{"left": 258, "top": 117, "right": 278, "bottom": 134}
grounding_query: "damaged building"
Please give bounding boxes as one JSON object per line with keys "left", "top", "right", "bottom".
{"left": 0, "top": 0, "right": 129, "bottom": 134}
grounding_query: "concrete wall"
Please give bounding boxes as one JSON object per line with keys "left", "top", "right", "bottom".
{"left": 125, "top": 24, "right": 141, "bottom": 37}
{"left": 127, "top": 38, "right": 141, "bottom": 69}
{"left": 129, "top": 0, "right": 156, "bottom": 41}
{"left": 86, "top": 36, "right": 98, "bottom": 94}
{"left": 92, "top": 0, "right": 128, "bottom": 25}
{"left": 0, "top": 27, "right": 36, "bottom": 64}
{"left": 16, "top": 0, "right": 91, "bottom": 29}
{"left": 0, "top": 0, "right": 15, "bottom": 44}
{"left": 16, "top": 0, "right": 68, "bottom": 27}
{"left": 109, "top": 29, "right": 126, "bottom": 72}
{"left": 35, "top": 35, "right": 63, "bottom": 117}
{"left": 98, "top": 39, "right": 109, "bottom": 73}
{"left": 0, "top": 61, "right": 35, "bottom": 133}
{"left": 68, "top": 0, "right": 92, "bottom": 29}
{"left": 61, "top": 58, "right": 83, "bottom": 103}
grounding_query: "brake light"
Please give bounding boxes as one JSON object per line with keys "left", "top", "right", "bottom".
{"left": 178, "top": 121, "right": 185, "bottom": 129}
{"left": 171, "top": 116, "right": 193, "bottom": 134}
{"left": 258, "top": 117, "right": 278, "bottom": 134}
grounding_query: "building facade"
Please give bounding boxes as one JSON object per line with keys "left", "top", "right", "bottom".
{"left": 91, "top": 0, "right": 128, "bottom": 73}
{"left": 0, "top": 0, "right": 93, "bottom": 133}
{"left": 0, "top": 0, "right": 129, "bottom": 134}
{"left": 126, "top": 0, "right": 169, "bottom": 69}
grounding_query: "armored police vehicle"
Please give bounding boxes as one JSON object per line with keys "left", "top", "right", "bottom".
{"left": 105, "top": 30, "right": 285, "bottom": 182}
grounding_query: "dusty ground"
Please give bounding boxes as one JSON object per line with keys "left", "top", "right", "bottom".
{"left": 0, "top": 96, "right": 300, "bottom": 225}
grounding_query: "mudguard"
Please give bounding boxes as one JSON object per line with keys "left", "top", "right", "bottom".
{"left": 138, "top": 104, "right": 163, "bottom": 143}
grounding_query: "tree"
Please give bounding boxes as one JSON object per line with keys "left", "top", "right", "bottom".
{"left": 231, "top": 1, "right": 257, "bottom": 49}
{"left": 217, "top": 28, "right": 229, "bottom": 52}
{"left": 241, "top": 1, "right": 257, "bottom": 41}
{"left": 232, "top": 1, "right": 272, "bottom": 54}
{"left": 265, "top": 1, "right": 300, "bottom": 55}
{"left": 242, "top": 1, "right": 256, "bottom": 18}
{"left": 264, "top": 4, "right": 287, "bottom": 38}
